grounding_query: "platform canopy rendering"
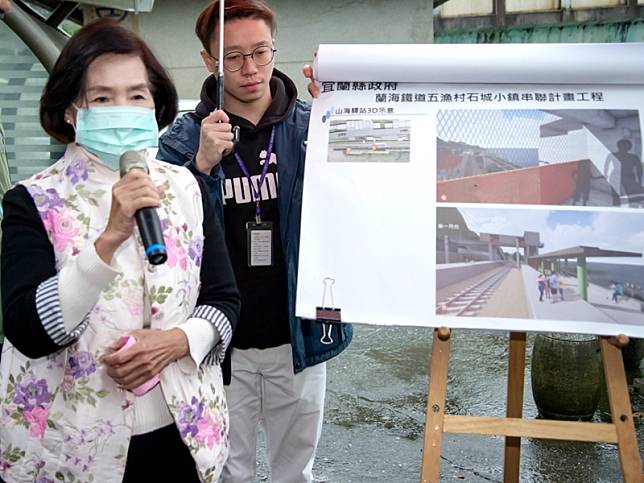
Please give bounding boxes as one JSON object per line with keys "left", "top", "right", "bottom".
{"left": 528, "top": 246, "right": 642, "bottom": 300}
{"left": 530, "top": 246, "right": 642, "bottom": 260}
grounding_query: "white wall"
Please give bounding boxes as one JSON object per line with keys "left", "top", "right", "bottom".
{"left": 137, "top": 1, "right": 207, "bottom": 100}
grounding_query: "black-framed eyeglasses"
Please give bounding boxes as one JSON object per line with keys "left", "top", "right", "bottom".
{"left": 215, "top": 46, "right": 277, "bottom": 72}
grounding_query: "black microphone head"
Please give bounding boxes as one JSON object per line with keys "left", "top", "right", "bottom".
{"left": 119, "top": 150, "right": 149, "bottom": 177}
{"left": 147, "top": 245, "right": 168, "bottom": 266}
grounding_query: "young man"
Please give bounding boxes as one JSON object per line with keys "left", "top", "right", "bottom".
{"left": 156, "top": 1, "right": 353, "bottom": 482}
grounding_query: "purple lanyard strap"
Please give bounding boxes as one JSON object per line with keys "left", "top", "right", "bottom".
{"left": 234, "top": 125, "right": 276, "bottom": 223}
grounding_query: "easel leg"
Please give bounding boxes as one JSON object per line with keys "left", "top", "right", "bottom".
{"left": 420, "top": 327, "right": 452, "bottom": 483}
{"left": 503, "top": 331, "right": 527, "bottom": 483}
{"left": 600, "top": 336, "right": 644, "bottom": 483}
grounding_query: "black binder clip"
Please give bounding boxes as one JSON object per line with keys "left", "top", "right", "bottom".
{"left": 316, "top": 277, "right": 342, "bottom": 345}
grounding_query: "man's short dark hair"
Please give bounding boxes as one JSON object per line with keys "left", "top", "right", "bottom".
{"left": 40, "top": 18, "right": 178, "bottom": 144}
{"left": 617, "top": 138, "right": 633, "bottom": 152}
{"left": 196, "top": 0, "right": 276, "bottom": 54}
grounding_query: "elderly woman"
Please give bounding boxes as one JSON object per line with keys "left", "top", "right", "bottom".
{"left": 0, "top": 19, "right": 240, "bottom": 483}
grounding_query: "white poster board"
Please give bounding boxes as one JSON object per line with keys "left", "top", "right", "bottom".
{"left": 296, "top": 43, "right": 644, "bottom": 338}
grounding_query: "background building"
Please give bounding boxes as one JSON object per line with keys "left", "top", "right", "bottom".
{"left": 435, "top": 0, "right": 644, "bottom": 42}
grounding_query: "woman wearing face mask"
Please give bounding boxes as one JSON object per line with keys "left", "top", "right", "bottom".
{"left": 0, "top": 19, "right": 240, "bottom": 483}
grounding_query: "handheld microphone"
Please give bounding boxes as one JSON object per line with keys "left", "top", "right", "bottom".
{"left": 119, "top": 151, "right": 167, "bottom": 265}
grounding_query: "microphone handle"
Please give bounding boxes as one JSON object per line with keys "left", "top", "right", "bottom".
{"left": 135, "top": 207, "right": 167, "bottom": 265}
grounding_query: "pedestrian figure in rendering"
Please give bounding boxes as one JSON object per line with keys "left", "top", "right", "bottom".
{"left": 617, "top": 282, "right": 625, "bottom": 302}
{"left": 611, "top": 281, "right": 620, "bottom": 303}
{"left": 549, "top": 272, "right": 559, "bottom": 303}
{"left": 537, "top": 272, "right": 546, "bottom": 302}
{"left": 544, "top": 271, "right": 551, "bottom": 300}
{"left": 604, "top": 139, "right": 644, "bottom": 206}
{"left": 572, "top": 159, "right": 603, "bottom": 206}
{"left": 558, "top": 273, "right": 565, "bottom": 301}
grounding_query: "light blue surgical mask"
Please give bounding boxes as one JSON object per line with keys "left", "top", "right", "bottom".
{"left": 74, "top": 106, "right": 159, "bottom": 170}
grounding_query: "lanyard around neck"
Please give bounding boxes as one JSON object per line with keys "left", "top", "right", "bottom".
{"left": 233, "top": 125, "right": 276, "bottom": 222}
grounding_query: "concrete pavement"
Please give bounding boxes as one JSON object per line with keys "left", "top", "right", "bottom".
{"left": 521, "top": 265, "right": 644, "bottom": 327}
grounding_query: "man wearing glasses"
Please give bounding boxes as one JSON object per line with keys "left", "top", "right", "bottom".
{"left": 157, "top": 1, "right": 352, "bottom": 482}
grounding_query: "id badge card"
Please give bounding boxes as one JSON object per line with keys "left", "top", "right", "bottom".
{"left": 246, "top": 221, "right": 273, "bottom": 267}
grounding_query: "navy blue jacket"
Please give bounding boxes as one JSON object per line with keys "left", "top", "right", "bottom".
{"left": 157, "top": 95, "right": 352, "bottom": 377}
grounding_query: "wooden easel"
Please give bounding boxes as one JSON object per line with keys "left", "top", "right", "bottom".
{"left": 420, "top": 327, "right": 644, "bottom": 483}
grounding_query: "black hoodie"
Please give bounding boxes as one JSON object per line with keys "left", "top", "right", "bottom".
{"left": 193, "top": 70, "right": 296, "bottom": 350}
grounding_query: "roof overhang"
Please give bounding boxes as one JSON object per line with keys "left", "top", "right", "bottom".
{"left": 529, "top": 246, "right": 642, "bottom": 260}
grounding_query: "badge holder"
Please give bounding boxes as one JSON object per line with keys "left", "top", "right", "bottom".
{"left": 316, "top": 277, "right": 342, "bottom": 345}
{"left": 246, "top": 219, "right": 273, "bottom": 267}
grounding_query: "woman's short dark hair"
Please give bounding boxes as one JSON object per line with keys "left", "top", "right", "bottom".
{"left": 41, "top": 19, "right": 178, "bottom": 144}
{"left": 196, "top": 0, "right": 276, "bottom": 54}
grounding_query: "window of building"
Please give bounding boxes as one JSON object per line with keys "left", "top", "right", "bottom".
{"left": 0, "top": 21, "right": 65, "bottom": 186}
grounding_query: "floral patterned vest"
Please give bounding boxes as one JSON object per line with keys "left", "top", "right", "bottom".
{"left": 0, "top": 145, "right": 228, "bottom": 483}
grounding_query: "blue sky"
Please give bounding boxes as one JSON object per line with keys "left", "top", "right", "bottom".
{"left": 546, "top": 210, "right": 595, "bottom": 229}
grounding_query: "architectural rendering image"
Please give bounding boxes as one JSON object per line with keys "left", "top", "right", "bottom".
{"left": 436, "top": 109, "right": 643, "bottom": 207}
{"left": 327, "top": 118, "right": 411, "bottom": 163}
{"left": 435, "top": 206, "right": 644, "bottom": 327}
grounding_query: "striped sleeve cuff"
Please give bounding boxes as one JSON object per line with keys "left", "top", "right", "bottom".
{"left": 192, "top": 305, "right": 232, "bottom": 365}
{"left": 36, "top": 276, "right": 89, "bottom": 346}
